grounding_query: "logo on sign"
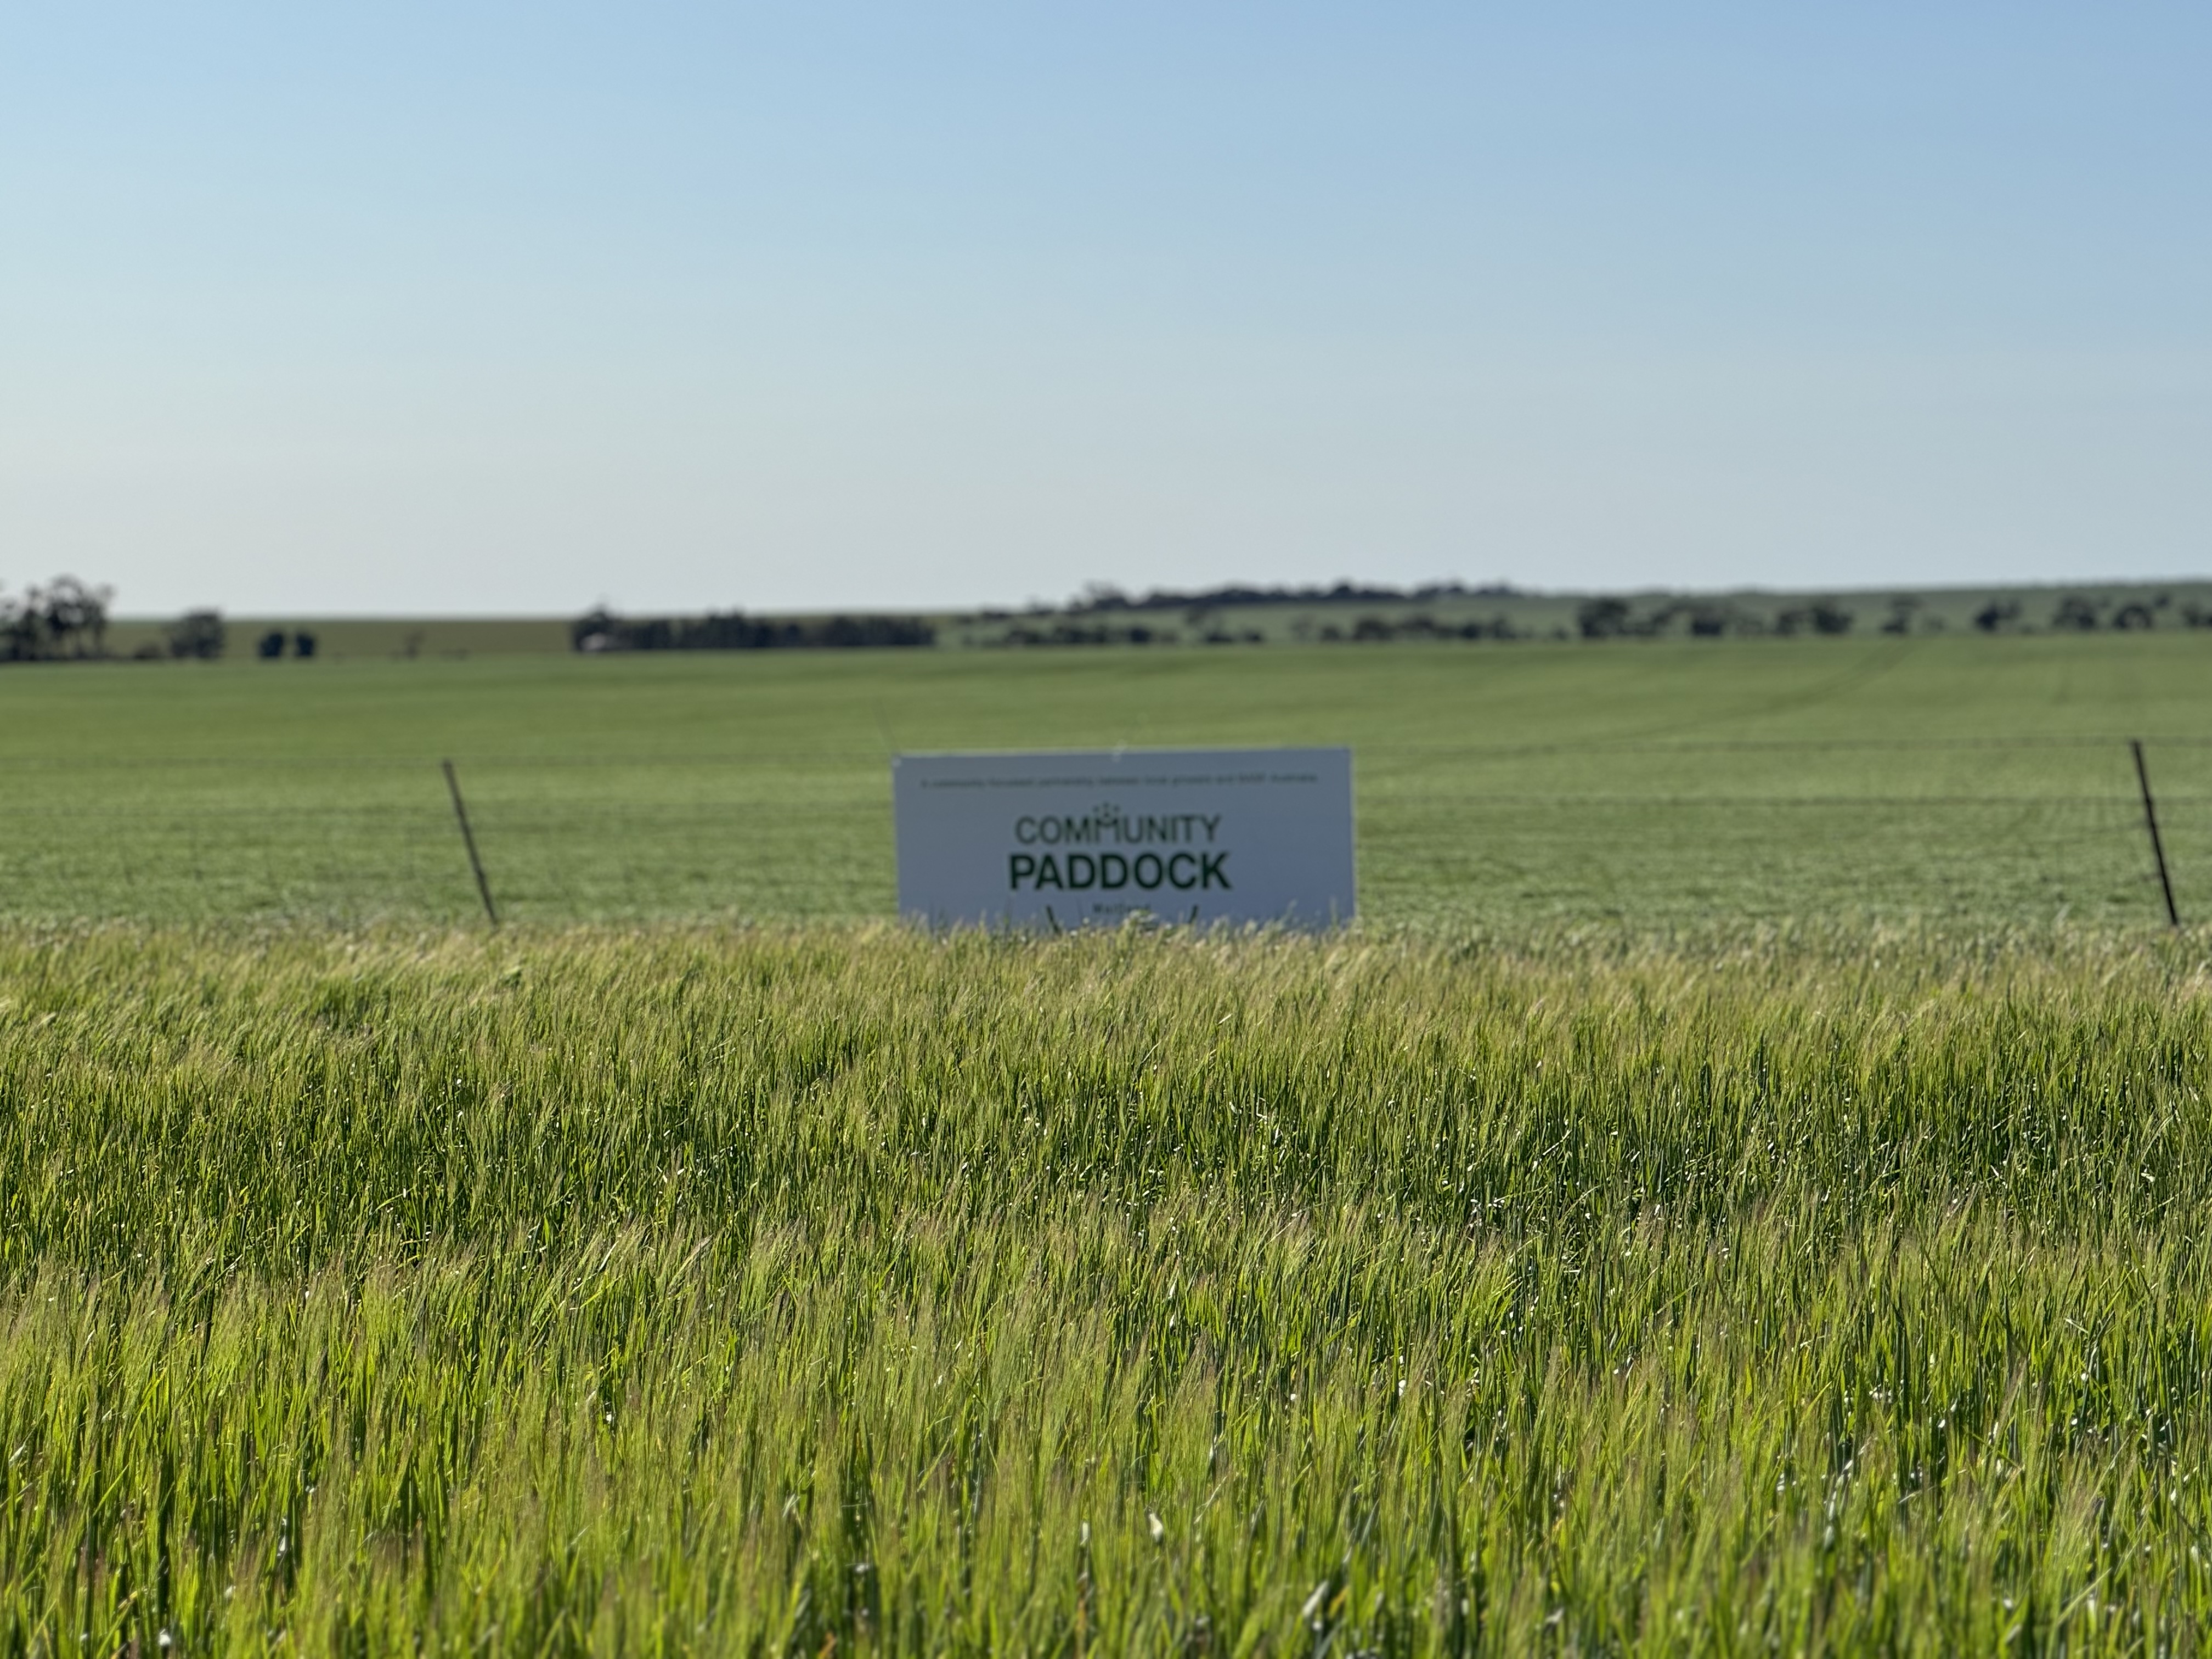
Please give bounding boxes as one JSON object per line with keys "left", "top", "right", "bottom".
{"left": 1006, "top": 802, "right": 1231, "bottom": 893}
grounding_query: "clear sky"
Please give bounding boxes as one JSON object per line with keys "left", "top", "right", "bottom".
{"left": 2, "top": 4, "right": 2207, "bottom": 616}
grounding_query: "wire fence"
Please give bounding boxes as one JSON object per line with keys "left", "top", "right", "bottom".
{"left": 4, "top": 737, "right": 2207, "bottom": 928}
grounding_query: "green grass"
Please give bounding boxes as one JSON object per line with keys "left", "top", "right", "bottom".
{"left": 5, "top": 632, "right": 2212, "bottom": 927}
{"left": 5, "top": 922, "right": 2212, "bottom": 1653}
{"left": 12, "top": 638, "right": 2212, "bottom": 1649}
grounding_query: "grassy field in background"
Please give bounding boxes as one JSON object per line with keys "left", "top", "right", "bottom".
{"left": 5, "top": 631, "right": 2212, "bottom": 927}
{"left": 6, "top": 924, "right": 2212, "bottom": 1653}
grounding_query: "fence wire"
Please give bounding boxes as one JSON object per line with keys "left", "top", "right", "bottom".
{"left": 2, "top": 740, "right": 2204, "bottom": 928}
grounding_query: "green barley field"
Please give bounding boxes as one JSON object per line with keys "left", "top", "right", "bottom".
{"left": 5, "top": 631, "right": 2212, "bottom": 927}
{"left": 7, "top": 635, "right": 2212, "bottom": 1654}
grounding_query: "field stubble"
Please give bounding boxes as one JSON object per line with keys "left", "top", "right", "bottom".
{"left": 3, "top": 920, "right": 2211, "bottom": 1653}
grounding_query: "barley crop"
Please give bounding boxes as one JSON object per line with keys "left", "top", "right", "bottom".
{"left": 2, "top": 922, "right": 2209, "bottom": 1654}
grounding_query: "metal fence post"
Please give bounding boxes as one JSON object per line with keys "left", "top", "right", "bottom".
{"left": 442, "top": 759, "right": 501, "bottom": 928}
{"left": 2131, "top": 740, "right": 2180, "bottom": 928}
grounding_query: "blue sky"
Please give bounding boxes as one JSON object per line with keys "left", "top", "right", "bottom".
{"left": 2, "top": 3, "right": 2207, "bottom": 614}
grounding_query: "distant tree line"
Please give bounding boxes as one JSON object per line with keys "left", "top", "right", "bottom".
{"left": 1, "top": 577, "right": 112, "bottom": 661}
{"left": 1574, "top": 596, "right": 1858, "bottom": 639}
{"left": 1, "top": 577, "right": 238, "bottom": 663}
{"left": 2020, "top": 594, "right": 2204, "bottom": 632}
{"left": 164, "top": 612, "right": 227, "bottom": 659}
{"left": 256, "top": 629, "right": 318, "bottom": 659}
{"left": 997, "top": 620, "right": 1170, "bottom": 646}
{"left": 1567, "top": 591, "right": 2212, "bottom": 642}
{"left": 572, "top": 608, "right": 936, "bottom": 652}
{"left": 1304, "top": 613, "right": 1523, "bottom": 644}
{"left": 977, "top": 584, "right": 2212, "bottom": 650}
{"left": 985, "top": 610, "right": 1539, "bottom": 648}
{"left": 1064, "top": 579, "right": 1515, "bottom": 614}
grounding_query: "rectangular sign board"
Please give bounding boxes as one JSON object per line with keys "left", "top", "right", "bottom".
{"left": 893, "top": 747, "right": 1355, "bottom": 929}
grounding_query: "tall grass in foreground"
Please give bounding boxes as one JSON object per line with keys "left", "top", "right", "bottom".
{"left": 2, "top": 922, "right": 2210, "bottom": 1655}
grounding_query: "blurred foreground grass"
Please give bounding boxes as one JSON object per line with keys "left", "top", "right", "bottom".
{"left": 4, "top": 920, "right": 2211, "bottom": 1652}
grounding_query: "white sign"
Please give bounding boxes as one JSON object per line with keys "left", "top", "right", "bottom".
{"left": 893, "top": 747, "right": 1355, "bottom": 929}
